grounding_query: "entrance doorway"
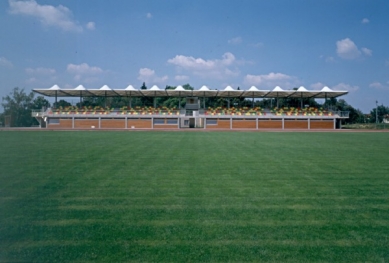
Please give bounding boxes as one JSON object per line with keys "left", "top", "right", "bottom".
{"left": 189, "top": 118, "right": 195, "bottom": 128}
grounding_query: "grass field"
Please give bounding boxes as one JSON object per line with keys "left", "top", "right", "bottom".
{"left": 1, "top": 131, "right": 389, "bottom": 262}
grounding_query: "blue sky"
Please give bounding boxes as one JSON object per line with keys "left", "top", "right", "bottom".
{"left": 1, "top": 0, "right": 388, "bottom": 112}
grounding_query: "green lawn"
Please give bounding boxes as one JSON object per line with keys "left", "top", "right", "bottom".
{"left": 0, "top": 131, "right": 388, "bottom": 262}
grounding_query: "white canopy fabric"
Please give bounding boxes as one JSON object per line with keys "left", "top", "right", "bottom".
{"left": 33, "top": 85, "right": 348, "bottom": 99}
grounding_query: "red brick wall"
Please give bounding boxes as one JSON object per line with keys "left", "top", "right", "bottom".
{"left": 232, "top": 119, "right": 256, "bottom": 129}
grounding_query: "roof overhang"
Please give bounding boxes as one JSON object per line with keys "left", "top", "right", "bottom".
{"left": 33, "top": 86, "right": 348, "bottom": 99}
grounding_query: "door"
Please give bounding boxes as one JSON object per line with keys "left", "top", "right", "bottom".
{"left": 189, "top": 118, "right": 195, "bottom": 128}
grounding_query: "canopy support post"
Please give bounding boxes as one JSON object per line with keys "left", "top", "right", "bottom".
{"left": 179, "top": 92, "right": 181, "bottom": 109}
{"left": 105, "top": 91, "right": 107, "bottom": 108}
{"left": 325, "top": 93, "right": 328, "bottom": 110}
{"left": 300, "top": 93, "right": 303, "bottom": 109}
{"left": 80, "top": 91, "right": 82, "bottom": 108}
{"left": 55, "top": 91, "right": 58, "bottom": 108}
{"left": 276, "top": 93, "right": 279, "bottom": 108}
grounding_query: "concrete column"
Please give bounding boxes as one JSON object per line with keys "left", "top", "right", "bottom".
{"left": 333, "top": 118, "right": 336, "bottom": 129}
{"left": 152, "top": 117, "right": 154, "bottom": 129}
{"left": 204, "top": 118, "right": 207, "bottom": 129}
{"left": 256, "top": 117, "right": 258, "bottom": 130}
{"left": 72, "top": 117, "right": 74, "bottom": 129}
{"left": 98, "top": 117, "right": 101, "bottom": 129}
{"left": 125, "top": 117, "right": 127, "bottom": 129}
{"left": 308, "top": 118, "right": 310, "bottom": 130}
{"left": 230, "top": 117, "right": 232, "bottom": 130}
{"left": 282, "top": 118, "right": 284, "bottom": 130}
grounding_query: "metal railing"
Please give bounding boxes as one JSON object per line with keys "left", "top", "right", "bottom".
{"left": 336, "top": 111, "right": 350, "bottom": 118}
{"left": 32, "top": 110, "right": 183, "bottom": 117}
{"left": 31, "top": 110, "right": 44, "bottom": 117}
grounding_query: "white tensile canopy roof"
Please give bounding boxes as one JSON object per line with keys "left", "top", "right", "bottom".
{"left": 33, "top": 85, "right": 348, "bottom": 99}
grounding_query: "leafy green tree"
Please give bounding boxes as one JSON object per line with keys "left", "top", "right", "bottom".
{"left": 182, "top": 83, "right": 194, "bottom": 90}
{"left": 32, "top": 96, "right": 50, "bottom": 110}
{"left": 140, "top": 82, "right": 147, "bottom": 90}
{"left": 0, "top": 112, "right": 4, "bottom": 127}
{"left": 1, "top": 87, "right": 35, "bottom": 127}
{"left": 77, "top": 97, "right": 104, "bottom": 108}
{"left": 370, "top": 105, "right": 389, "bottom": 123}
{"left": 53, "top": 99, "right": 71, "bottom": 108}
{"left": 257, "top": 98, "right": 275, "bottom": 109}
{"left": 333, "top": 99, "right": 364, "bottom": 124}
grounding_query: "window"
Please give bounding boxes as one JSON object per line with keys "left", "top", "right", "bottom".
{"left": 154, "top": 119, "right": 165, "bottom": 124}
{"left": 167, "top": 119, "right": 177, "bottom": 124}
{"left": 48, "top": 118, "right": 59, "bottom": 124}
{"left": 207, "top": 119, "right": 218, "bottom": 125}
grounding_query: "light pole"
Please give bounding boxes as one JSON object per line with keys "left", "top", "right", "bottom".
{"left": 376, "top": 100, "right": 378, "bottom": 128}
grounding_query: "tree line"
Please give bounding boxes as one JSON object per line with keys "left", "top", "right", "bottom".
{"left": 1, "top": 85, "right": 388, "bottom": 127}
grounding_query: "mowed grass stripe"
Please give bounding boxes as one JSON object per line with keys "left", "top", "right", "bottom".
{"left": 0, "top": 131, "right": 388, "bottom": 262}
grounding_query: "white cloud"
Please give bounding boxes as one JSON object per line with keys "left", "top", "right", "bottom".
{"left": 228, "top": 37, "right": 242, "bottom": 45}
{"left": 146, "top": 13, "right": 152, "bottom": 19}
{"left": 8, "top": 0, "right": 83, "bottom": 32}
{"left": 26, "top": 67, "right": 56, "bottom": 75}
{"left": 67, "top": 63, "right": 103, "bottom": 75}
{"left": 320, "top": 55, "right": 335, "bottom": 63}
{"left": 369, "top": 82, "right": 389, "bottom": 90}
{"left": 251, "top": 42, "right": 264, "bottom": 48}
{"left": 67, "top": 63, "right": 105, "bottom": 82}
{"left": 0, "top": 57, "right": 13, "bottom": 68}
{"left": 175, "top": 75, "right": 189, "bottom": 81}
{"left": 332, "top": 83, "right": 359, "bottom": 92}
{"left": 336, "top": 38, "right": 372, "bottom": 60}
{"left": 361, "top": 18, "right": 369, "bottom": 24}
{"left": 86, "top": 22, "right": 95, "bottom": 30}
{"left": 361, "top": 47, "right": 372, "bottom": 56}
{"left": 336, "top": 38, "right": 361, "bottom": 59}
{"left": 138, "top": 68, "right": 168, "bottom": 84}
{"left": 243, "top": 72, "right": 299, "bottom": 89}
{"left": 24, "top": 67, "right": 57, "bottom": 84}
{"left": 168, "top": 52, "right": 239, "bottom": 79}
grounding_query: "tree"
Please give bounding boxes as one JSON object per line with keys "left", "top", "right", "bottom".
{"left": 182, "top": 83, "right": 194, "bottom": 90}
{"left": 32, "top": 96, "right": 50, "bottom": 110}
{"left": 0, "top": 112, "right": 3, "bottom": 127}
{"left": 334, "top": 99, "right": 364, "bottom": 124}
{"left": 370, "top": 105, "right": 389, "bottom": 123}
{"left": 140, "top": 82, "right": 147, "bottom": 90}
{"left": 1, "top": 87, "right": 35, "bottom": 127}
{"left": 53, "top": 99, "right": 71, "bottom": 108}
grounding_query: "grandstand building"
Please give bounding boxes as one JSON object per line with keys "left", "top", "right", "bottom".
{"left": 32, "top": 85, "right": 349, "bottom": 130}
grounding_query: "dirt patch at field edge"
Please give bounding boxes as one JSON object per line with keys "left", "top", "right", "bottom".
{"left": 1, "top": 127, "right": 389, "bottom": 132}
